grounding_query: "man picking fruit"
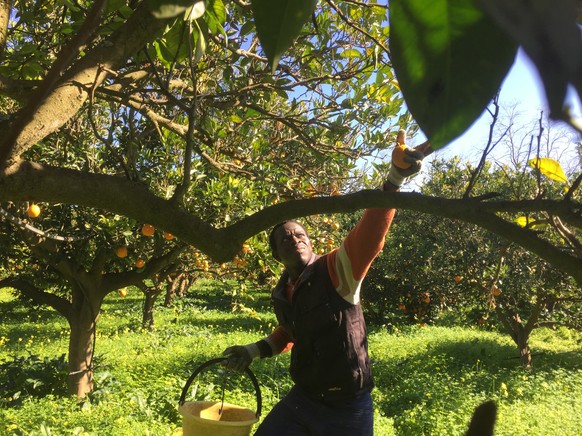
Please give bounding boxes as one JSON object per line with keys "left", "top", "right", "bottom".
{"left": 223, "top": 131, "right": 429, "bottom": 435}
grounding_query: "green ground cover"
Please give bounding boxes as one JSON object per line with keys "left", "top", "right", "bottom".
{"left": 1, "top": 282, "right": 581, "bottom": 435}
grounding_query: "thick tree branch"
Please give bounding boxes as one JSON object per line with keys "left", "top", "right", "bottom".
{"left": 100, "top": 245, "right": 186, "bottom": 298}
{"left": 2, "top": 160, "right": 580, "bottom": 285}
{"left": 0, "top": 277, "right": 72, "bottom": 320}
{"left": 0, "top": 2, "right": 172, "bottom": 167}
{"left": 0, "top": 0, "right": 108, "bottom": 166}
{"left": 0, "top": 0, "right": 11, "bottom": 56}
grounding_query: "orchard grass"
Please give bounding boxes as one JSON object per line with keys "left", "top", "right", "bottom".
{"left": 1, "top": 282, "right": 581, "bottom": 435}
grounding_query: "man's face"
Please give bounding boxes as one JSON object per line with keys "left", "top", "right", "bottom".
{"left": 272, "top": 222, "right": 313, "bottom": 269}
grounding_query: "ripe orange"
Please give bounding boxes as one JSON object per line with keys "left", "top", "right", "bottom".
{"left": 119, "top": 288, "right": 128, "bottom": 297}
{"left": 163, "top": 232, "right": 174, "bottom": 240}
{"left": 135, "top": 259, "right": 145, "bottom": 268}
{"left": 392, "top": 144, "right": 411, "bottom": 169}
{"left": 27, "top": 203, "right": 41, "bottom": 218}
{"left": 141, "top": 224, "right": 155, "bottom": 237}
{"left": 492, "top": 287, "right": 502, "bottom": 296}
{"left": 453, "top": 275, "right": 462, "bottom": 282}
{"left": 116, "top": 246, "right": 128, "bottom": 258}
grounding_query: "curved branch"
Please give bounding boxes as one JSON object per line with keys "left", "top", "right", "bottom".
{"left": 0, "top": 0, "right": 108, "bottom": 166}
{"left": 100, "top": 245, "right": 186, "bottom": 298}
{"left": 1, "top": 159, "right": 227, "bottom": 257}
{"left": 0, "top": 277, "right": 72, "bottom": 320}
{"left": 228, "top": 191, "right": 582, "bottom": 285}
{"left": 1, "top": 2, "right": 172, "bottom": 166}
{"left": 1, "top": 161, "right": 581, "bottom": 285}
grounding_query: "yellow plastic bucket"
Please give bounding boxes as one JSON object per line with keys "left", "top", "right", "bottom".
{"left": 179, "top": 400, "right": 259, "bottom": 436}
{"left": 178, "top": 358, "right": 262, "bottom": 436}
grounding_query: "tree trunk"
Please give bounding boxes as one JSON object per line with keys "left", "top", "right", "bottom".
{"left": 67, "top": 299, "right": 99, "bottom": 398}
{"left": 517, "top": 330, "right": 532, "bottom": 369}
{"left": 164, "top": 275, "right": 176, "bottom": 307}
{"left": 142, "top": 288, "right": 162, "bottom": 329}
{"left": 496, "top": 305, "right": 533, "bottom": 369}
{"left": 163, "top": 273, "right": 189, "bottom": 306}
{"left": 178, "top": 275, "right": 190, "bottom": 298}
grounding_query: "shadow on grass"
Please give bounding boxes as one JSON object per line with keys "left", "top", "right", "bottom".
{"left": 372, "top": 334, "right": 582, "bottom": 422}
{"left": 372, "top": 337, "right": 513, "bottom": 413}
{"left": 0, "top": 298, "right": 68, "bottom": 344}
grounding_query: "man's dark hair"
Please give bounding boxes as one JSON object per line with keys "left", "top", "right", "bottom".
{"left": 268, "top": 220, "right": 308, "bottom": 253}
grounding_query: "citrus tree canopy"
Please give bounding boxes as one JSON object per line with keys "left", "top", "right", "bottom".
{"left": 0, "top": 0, "right": 580, "bottom": 286}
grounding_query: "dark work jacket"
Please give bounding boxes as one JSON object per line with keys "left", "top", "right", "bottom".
{"left": 271, "top": 254, "right": 373, "bottom": 403}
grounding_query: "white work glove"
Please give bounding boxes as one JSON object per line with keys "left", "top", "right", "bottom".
{"left": 221, "top": 343, "right": 260, "bottom": 372}
{"left": 384, "top": 129, "right": 427, "bottom": 188}
{"left": 386, "top": 147, "right": 425, "bottom": 187}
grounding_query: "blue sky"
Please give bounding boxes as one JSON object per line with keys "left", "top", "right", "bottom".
{"left": 433, "top": 48, "right": 582, "bottom": 162}
{"left": 436, "top": 49, "right": 547, "bottom": 159}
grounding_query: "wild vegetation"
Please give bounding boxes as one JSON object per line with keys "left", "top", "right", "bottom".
{"left": 1, "top": 283, "right": 581, "bottom": 435}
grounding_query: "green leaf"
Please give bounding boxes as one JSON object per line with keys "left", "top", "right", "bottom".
{"left": 251, "top": 0, "right": 317, "bottom": 73}
{"left": 208, "top": 0, "right": 226, "bottom": 23}
{"left": 528, "top": 157, "right": 569, "bottom": 184}
{"left": 148, "top": 0, "right": 199, "bottom": 19}
{"left": 193, "top": 20, "right": 207, "bottom": 64}
{"left": 515, "top": 216, "right": 547, "bottom": 228}
{"left": 184, "top": 0, "right": 206, "bottom": 21}
{"left": 478, "top": 0, "right": 582, "bottom": 120}
{"left": 341, "top": 49, "right": 361, "bottom": 59}
{"left": 389, "top": 0, "right": 517, "bottom": 149}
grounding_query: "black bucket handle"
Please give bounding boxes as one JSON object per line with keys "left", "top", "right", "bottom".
{"left": 179, "top": 357, "right": 262, "bottom": 419}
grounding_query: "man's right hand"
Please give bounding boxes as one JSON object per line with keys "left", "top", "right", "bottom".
{"left": 221, "top": 345, "right": 256, "bottom": 372}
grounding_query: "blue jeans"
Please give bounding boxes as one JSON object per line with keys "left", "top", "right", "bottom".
{"left": 254, "top": 386, "right": 374, "bottom": 436}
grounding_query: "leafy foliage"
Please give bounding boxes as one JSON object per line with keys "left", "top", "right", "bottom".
{"left": 0, "top": 354, "right": 68, "bottom": 406}
{"left": 389, "top": 0, "right": 517, "bottom": 148}
{"left": 251, "top": 0, "right": 317, "bottom": 73}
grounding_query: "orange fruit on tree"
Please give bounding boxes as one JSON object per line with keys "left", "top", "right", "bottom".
{"left": 453, "top": 275, "right": 462, "bottom": 282}
{"left": 392, "top": 129, "right": 411, "bottom": 169}
{"left": 119, "top": 288, "right": 128, "bottom": 297}
{"left": 492, "top": 287, "right": 502, "bottom": 296}
{"left": 27, "top": 203, "right": 41, "bottom": 218}
{"left": 392, "top": 144, "right": 411, "bottom": 169}
{"left": 141, "top": 224, "right": 155, "bottom": 237}
{"left": 163, "top": 232, "right": 174, "bottom": 240}
{"left": 135, "top": 259, "right": 145, "bottom": 268}
{"left": 116, "top": 246, "right": 128, "bottom": 258}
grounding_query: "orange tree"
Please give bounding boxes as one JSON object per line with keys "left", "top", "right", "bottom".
{"left": 0, "top": 1, "right": 578, "bottom": 280}
{"left": 363, "top": 154, "right": 581, "bottom": 368}
{"left": 0, "top": 0, "right": 581, "bottom": 393}
{"left": 0, "top": 0, "right": 407, "bottom": 398}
